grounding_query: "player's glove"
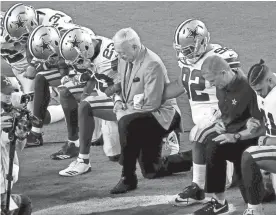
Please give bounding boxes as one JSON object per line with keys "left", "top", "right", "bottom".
{"left": 92, "top": 73, "right": 114, "bottom": 92}
{"left": 23, "top": 65, "right": 38, "bottom": 80}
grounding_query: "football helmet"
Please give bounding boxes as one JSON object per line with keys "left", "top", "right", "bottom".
{"left": 173, "top": 19, "right": 210, "bottom": 65}
{"left": 59, "top": 27, "right": 95, "bottom": 69}
{"left": 4, "top": 3, "right": 38, "bottom": 41}
{"left": 28, "top": 25, "right": 61, "bottom": 65}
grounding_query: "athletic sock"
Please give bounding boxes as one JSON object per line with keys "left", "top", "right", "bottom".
{"left": 192, "top": 163, "right": 206, "bottom": 190}
{"left": 78, "top": 154, "right": 89, "bottom": 164}
{"left": 69, "top": 139, "right": 80, "bottom": 147}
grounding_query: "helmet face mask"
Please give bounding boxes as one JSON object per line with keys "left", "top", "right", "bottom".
{"left": 60, "top": 28, "right": 95, "bottom": 70}
{"left": 173, "top": 19, "right": 210, "bottom": 65}
{"left": 28, "top": 25, "right": 61, "bottom": 65}
{"left": 4, "top": 3, "right": 38, "bottom": 42}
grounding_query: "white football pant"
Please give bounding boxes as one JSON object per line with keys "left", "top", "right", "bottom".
{"left": 101, "top": 120, "right": 121, "bottom": 157}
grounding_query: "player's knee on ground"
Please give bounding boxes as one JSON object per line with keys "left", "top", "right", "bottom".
{"left": 142, "top": 171, "right": 158, "bottom": 179}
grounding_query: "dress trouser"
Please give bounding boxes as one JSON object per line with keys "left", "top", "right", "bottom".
{"left": 118, "top": 111, "right": 191, "bottom": 179}
{"left": 204, "top": 132, "right": 257, "bottom": 198}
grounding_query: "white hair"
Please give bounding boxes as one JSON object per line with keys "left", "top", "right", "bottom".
{"left": 113, "top": 27, "right": 141, "bottom": 48}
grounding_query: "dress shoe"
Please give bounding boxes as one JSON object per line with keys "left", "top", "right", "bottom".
{"left": 110, "top": 175, "right": 138, "bottom": 194}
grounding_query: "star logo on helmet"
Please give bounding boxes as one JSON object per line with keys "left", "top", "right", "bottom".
{"left": 187, "top": 26, "right": 201, "bottom": 40}
{"left": 40, "top": 39, "right": 51, "bottom": 53}
{"left": 68, "top": 35, "right": 82, "bottom": 50}
{"left": 3, "top": 77, "right": 12, "bottom": 86}
{"left": 12, "top": 16, "right": 27, "bottom": 29}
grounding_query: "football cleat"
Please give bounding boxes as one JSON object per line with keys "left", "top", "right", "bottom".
{"left": 50, "top": 141, "right": 79, "bottom": 160}
{"left": 193, "top": 198, "right": 229, "bottom": 215}
{"left": 173, "top": 182, "right": 205, "bottom": 206}
{"left": 243, "top": 208, "right": 265, "bottom": 215}
{"left": 59, "top": 158, "right": 91, "bottom": 177}
{"left": 25, "top": 131, "right": 43, "bottom": 148}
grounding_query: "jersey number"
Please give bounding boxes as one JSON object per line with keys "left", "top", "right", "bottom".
{"left": 1, "top": 49, "right": 24, "bottom": 64}
{"left": 103, "top": 43, "right": 115, "bottom": 60}
{"left": 49, "top": 13, "right": 65, "bottom": 27}
{"left": 214, "top": 47, "right": 230, "bottom": 55}
{"left": 260, "top": 109, "right": 276, "bottom": 136}
{"left": 182, "top": 67, "right": 210, "bottom": 101}
{"left": 0, "top": 15, "right": 4, "bottom": 37}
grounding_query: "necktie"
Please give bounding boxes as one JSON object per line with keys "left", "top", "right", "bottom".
{"left": 125, "top": 62, "right": 133, "bottom": 90}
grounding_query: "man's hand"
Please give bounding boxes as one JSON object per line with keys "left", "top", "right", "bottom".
{"left": 113, "top": 101, "right": 126, "bottom": 113}
{"left": 23, "top": 65, "right": 37, "bottom": 79}
{"left": 213, "top": 133, "right": 236, "bottom": 144}
{"left": 93, "top": 73, "right": 114, "bottom": 92}
{"left": 214, "top": 120, "right": 226, "bottom": 134}
{"left": 246, "top": 117, "right": 261, "bottom": 134}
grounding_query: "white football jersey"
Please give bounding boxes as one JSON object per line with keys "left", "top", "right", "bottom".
{"left": 257, "top": 86, "right": 276, "bottom": 137}
{"left": 1, "top": 8, "right": 73, "bottom": 73}
{"left": 92, "top": 36, "right": 119, "bottom": 83}
{"left": 178, "top": 44, "right": 240, "bottom": 124}
{"left": 37, "top": 8, "right": 72, "bottom": 29}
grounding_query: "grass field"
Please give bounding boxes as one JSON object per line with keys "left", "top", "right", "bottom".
{"left": 1, "top": 1, "right": 276, "bottom": 215}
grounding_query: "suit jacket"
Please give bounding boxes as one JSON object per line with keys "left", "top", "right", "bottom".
{"left": 117, "top": 45, "right": 181, "bottom": 130}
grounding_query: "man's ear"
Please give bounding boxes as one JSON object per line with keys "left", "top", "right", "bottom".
{"left": 267, "top": 77, "right": 272, "bottom": 85}
{"left": 132, "top": 44, "right": 138, "bottom": 50}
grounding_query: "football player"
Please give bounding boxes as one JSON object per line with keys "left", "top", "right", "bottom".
{"left": 26, "top": 24, "right": 107, "bottom": 152}
{"left": 1, "top": 3, "right": 73, "bottom": 145}
{"left": 58, "top": 27, "right": 122, "bottom": 176}
{"left": 240, "top": 60, "right": 276, "bottom": 215}
{"left": 162, "top": 19, "right": 241, "bottom": 206}
{"left": 48, "top": 26, "right": 121, "bottom": 161}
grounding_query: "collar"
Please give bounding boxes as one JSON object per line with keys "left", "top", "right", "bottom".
{"left": 224, "top": 72, "right": 244, "bottom": 92}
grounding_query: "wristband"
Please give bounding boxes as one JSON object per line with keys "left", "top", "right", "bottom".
{"left": 112, "top": 94, "right": 122, "bottom": 103}
{"left": 258, "top": 136, "right": 269, "bottom": 146}
{"left": 114, "top": 100, "right": 123, "bottom": 106}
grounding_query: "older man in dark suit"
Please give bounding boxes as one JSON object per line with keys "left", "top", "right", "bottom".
{"left": 110, "top": 27, "right": 186, "bottom": 194}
